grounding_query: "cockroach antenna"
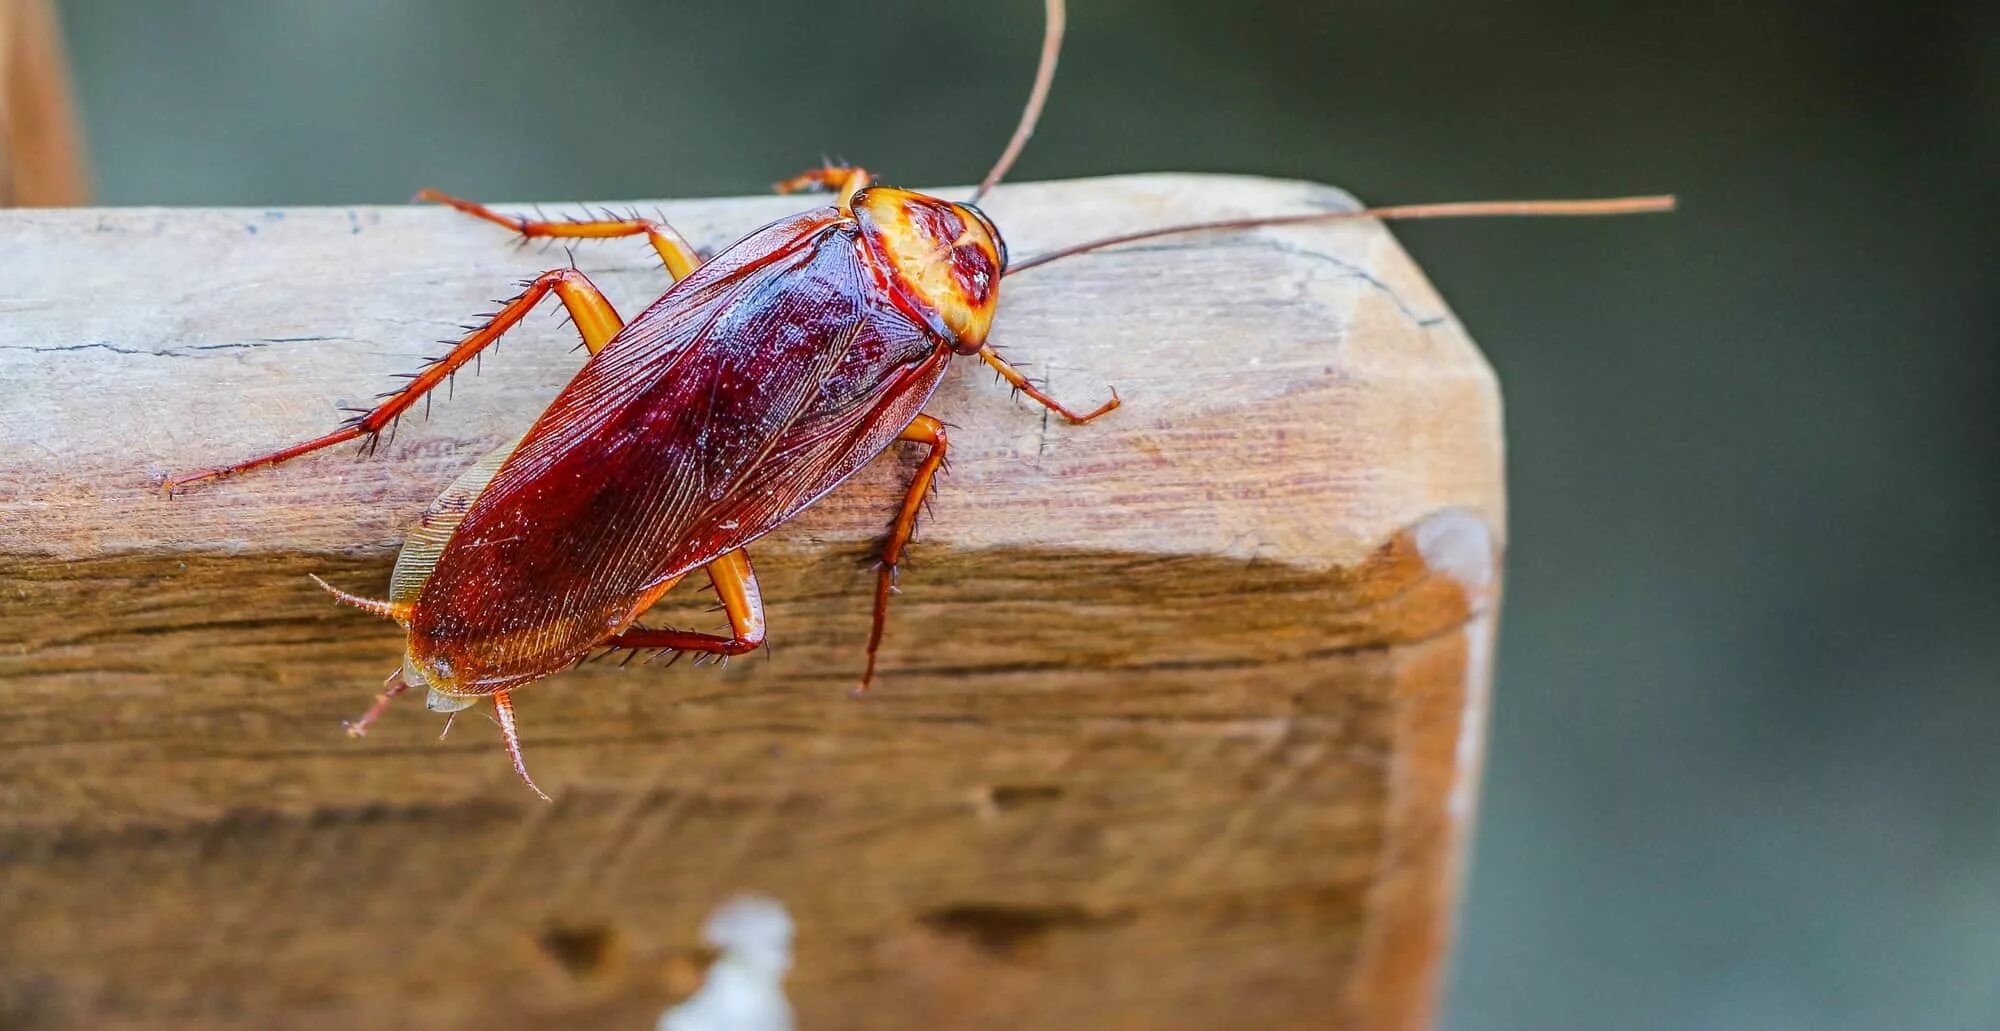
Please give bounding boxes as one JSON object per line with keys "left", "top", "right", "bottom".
{"left": 1006, "top": 195, "right": 1678, "bottom": 275}
{"left": 968, "top": 0, "right": 1672, "bottom": 261}
{"left": 971, "top": 0, "right": 1065, "bottom": 204}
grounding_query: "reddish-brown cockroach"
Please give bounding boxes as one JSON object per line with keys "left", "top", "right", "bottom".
{"left": 162, "top": 0, "right": 1671, "bottom": 798}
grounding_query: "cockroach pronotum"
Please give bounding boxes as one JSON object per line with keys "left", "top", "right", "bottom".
{"left": 162, "top": 0, "right": 1672, "bottom": 798}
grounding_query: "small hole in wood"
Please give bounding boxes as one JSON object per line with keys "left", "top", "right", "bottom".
{"left": 919, "top": 902, "right": 1128, "bottom": 961}
{"left": 536, "top": 923, "right": 622, "bottom": 980}
{"left": 986, "top": 784, "right": 1064, "bottom": 811}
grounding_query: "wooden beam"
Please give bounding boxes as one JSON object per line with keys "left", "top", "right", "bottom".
{"left": 0, "top": 174, "right": 1502, "bottom": 1030}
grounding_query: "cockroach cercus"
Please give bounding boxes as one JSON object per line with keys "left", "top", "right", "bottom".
{"left": 161, "top": 0, "right": 1672, "bottom": 798}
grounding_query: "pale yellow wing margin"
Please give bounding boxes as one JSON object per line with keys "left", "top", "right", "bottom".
{"left": 389, "top": 434, "right": 525, "bottom": 608}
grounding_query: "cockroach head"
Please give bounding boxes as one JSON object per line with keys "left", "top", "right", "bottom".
{"left": 852, "top": 186, "right": 1007, "bottom": 356}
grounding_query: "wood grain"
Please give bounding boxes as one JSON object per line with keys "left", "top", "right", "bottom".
{"left": 0, "top": 174, "right": 1502, "bottom": 1030}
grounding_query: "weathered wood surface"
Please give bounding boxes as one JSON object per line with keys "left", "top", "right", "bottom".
{"left": 0, "top": 174, "right": 1502, "bottom": 1030}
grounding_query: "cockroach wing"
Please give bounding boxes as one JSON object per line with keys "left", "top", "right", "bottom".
{"left": 699, "top": 322, "right": 952, "bottom": 545}
{"left": 407, "top": 208, "right": 949, "bottom": 693}
{"left": 389, "top": 434, "right": 519, "bottom": 608}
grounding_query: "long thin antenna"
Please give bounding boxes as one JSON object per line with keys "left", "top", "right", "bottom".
{"left": 1005, "top": 194, "right": 1677, "bottom": 275}
{"left": 971, "top": 0, "right": 1065, "bottom": 204}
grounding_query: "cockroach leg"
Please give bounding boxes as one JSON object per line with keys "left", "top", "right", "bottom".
{"left": 491, "top": 689, "right": 550, "bottom": 802}
{"left": 774, "top": 165, "right": 873, "bottom": 213}
{"left": 977, "top": 345, "right": 1120, "bottom": 424}
{"left": 857, "top": 414, "right": 949, "bottom": 695}
{"left": 343, "top": 669, "right": 411, "bottom": 738}
{"left": 416, "top": 188, "right": 702, "bottom": 282}
{"left": 161, "top": 267, "right": 623, "bottom": 495}
{"left": 604, "top": 550, "right": 766, "bottom": 657}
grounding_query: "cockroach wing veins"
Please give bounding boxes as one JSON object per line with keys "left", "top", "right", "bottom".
{"left": 400, "top": 208, "right": 954, "bottom": 693}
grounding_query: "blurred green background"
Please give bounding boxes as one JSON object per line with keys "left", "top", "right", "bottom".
{"left": 55, "top": 1, "right": 1997, "bottom": 1027}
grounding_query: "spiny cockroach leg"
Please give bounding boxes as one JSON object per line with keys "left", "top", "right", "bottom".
{"left": 416, "top": 188, "right": 701, "bottom": 282}
{"left": 645, "top": 649, "right": 686, "bottom": 670}
{"left": 605, "top": 550, "right": 766, "bottom": 657}
{"left": 309, "top": 574, "right": 412, "bottom": 623}
{"left": 774, "top": 165, "right": 873, "bottom": 213}
{"left": 161, "top": 268, "right": 625, "bottom": 495}
{"left": 344, "top": 669, "right": 411, "bottom": 738}
{"left": 857, "top": 414, "right": 949, "bottom": 696}
{"left": 492, "top": 690, "right": 550, "bottom": 802}
{"left": 977, "top": 345, "right": 1120, "bottom": 424}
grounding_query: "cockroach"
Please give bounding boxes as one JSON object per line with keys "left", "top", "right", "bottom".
{"left": 162, "top": 0, "right": 1671, "bottom": 798}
